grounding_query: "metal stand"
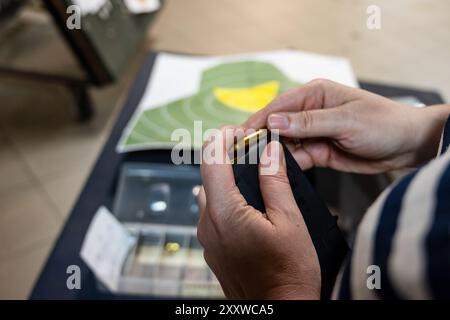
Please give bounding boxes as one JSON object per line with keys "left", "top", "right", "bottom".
{"left": 0, "top": 66, "right": 94, "bottom": 122}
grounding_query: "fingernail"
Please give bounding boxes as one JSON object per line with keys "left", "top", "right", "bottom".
{"left": 268, "top": 114, "right": 289, "bottom": 130}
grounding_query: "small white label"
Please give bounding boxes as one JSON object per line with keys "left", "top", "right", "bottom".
{"left": 80, "top": 206, "right": 136, "bottom": 291}
{"left": 124, "top": 0, "right": 161, "bottom": 14}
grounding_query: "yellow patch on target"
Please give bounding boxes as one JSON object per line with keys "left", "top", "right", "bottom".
{"left": 213, "top": 81, "right": 280, "bottom": 113}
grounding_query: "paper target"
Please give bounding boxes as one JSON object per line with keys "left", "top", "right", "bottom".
{"left": 122, "top": 60, "right": 298, "bottom": 151}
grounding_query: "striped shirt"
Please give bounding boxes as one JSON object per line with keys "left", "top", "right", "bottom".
{"left": 333, "top": 116, "right": 450, "bottom": 300}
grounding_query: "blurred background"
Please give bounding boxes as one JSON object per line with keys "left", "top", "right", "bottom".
{"left": 0, "top": 0, "right": 449, "bottom": 299}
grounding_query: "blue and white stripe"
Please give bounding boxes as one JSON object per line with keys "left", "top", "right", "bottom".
{"left": 335, "top": 116, "right": 450, "bottom": 300}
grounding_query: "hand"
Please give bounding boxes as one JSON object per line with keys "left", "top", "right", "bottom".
{"left": 245, "top": 79, "right": 450, "bottom": 174}
{"left": 197, "top": 127, "right": 321, "bottom": 300}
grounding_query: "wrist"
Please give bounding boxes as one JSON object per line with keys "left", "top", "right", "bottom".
{"left": 413, "top": 104, "right": 450, "bottom": 164}
{"left": 260, "top": 283, "right": 321, "bottom": 300}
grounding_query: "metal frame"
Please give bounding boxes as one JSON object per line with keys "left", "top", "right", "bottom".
{"left": 0, "top": 66, "right": 94, "bottom": 121}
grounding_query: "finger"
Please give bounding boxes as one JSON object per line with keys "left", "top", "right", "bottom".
{"left": 201, "top": 126, "right": 246, "bottom": 214}
{"left": 304, "top": 142, "right": 390, "bottom": 174}
{"left": 290, "top": 139, "right": 333, "bottom": 169}
{"left": 267, "top": 108, "right": 350, "bottom": 139}
{"left": 197, "top": 186, "right": 207, "bottom": 219}
{"left": 244, "top": 82, "right": 321, "bottom": 130}
{"left": 290, "top": 148, "right": 314, "bottom": 170}
{"left": 292, "top": 140, "right": 387, "bottom": 174}
{"left": 282, "top": 141, "right": 314, "bottom": 170}
{"left": 258, "top": 141, "right": 300, "bottom": 224}
{"left": 244, "top": 79, "right": 356, "bottom": 130}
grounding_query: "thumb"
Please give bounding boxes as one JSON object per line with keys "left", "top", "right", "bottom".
{"left": 259, "top": 141, "right": 299, "bottom": 224}
{"left": 267, "top": 108, "right": 348, "bottom": 139}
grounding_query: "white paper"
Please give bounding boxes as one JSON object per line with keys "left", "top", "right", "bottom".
{"left": 80, "top": 207, "right": 136, "bottom": 292}
{"left": 124, "top": 0, "right": 161, "bottom": 14}
{"left": 72, "top": 0, "right": 108, "bottom": 16}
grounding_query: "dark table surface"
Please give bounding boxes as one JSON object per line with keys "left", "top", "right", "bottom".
{"left": 30, "top": 53, "right": 445, "bottom": 300}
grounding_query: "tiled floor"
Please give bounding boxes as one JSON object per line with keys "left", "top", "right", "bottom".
{"left": 0, "top": 77, "right": 127, "bottom": 298}
{"left": 0, "top": 15, "right": 139, "bottom": 296}
{"left": 0, "top": 0, "right": 449, "bottom": 299}
{"left": 0, "top": 70, "right": 137, "bottom": 298}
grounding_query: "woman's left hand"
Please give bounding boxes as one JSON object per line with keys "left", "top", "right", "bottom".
{"left": 197, "top": 127, "right": 321, "bottom": 300}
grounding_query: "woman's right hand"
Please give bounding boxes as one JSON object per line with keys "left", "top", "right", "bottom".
{"left": 244, "top": 79, "right": 450, "bottom": 174}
